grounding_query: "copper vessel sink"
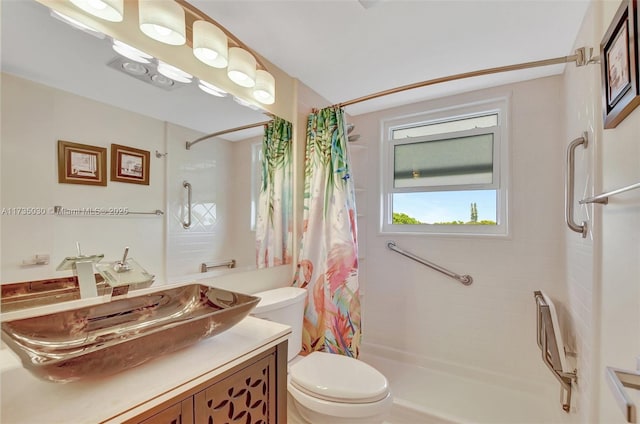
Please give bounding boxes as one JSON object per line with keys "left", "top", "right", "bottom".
{"left": 1, "top": 284, "right": 260, "bottom": 382}
{"left": 1, "top": 275, "right": 110, "bottom": 312}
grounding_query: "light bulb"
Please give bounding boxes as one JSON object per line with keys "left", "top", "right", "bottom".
{"left": 138, "top": 0, "right": 186, "bottom": 46}
{"left": 253, "top": 70, "right": 275, "bottom": 104}
{"left": 227, "top": 47, "right": 256, "bottom": 88}
{"left": 193, "top": 20, "right": 228, "bottom": 68}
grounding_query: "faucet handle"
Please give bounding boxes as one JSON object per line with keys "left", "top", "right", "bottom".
{"left": 121, "top": 247, "right": 129, "bottom": 264}
{"left": 113, "top": 247, "right": 131, "bottom": 273}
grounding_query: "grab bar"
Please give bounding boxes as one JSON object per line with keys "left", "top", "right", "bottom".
{"left": 580, "top": 181, "right": 640, "bottom": 205}
{"left": 386, "top": 241, "right": 473, "bottom": 285}
{"left": 606, "top": 366, "right": 640, "bottom": 423}
{"left": 200, "top": 259, "right": 236, "bottom": 273}
{"left": 565, "top": 132, "right": 588, "bottom": 238}
{"left": 183, "top": 181, "right": 192, "bottom": 229}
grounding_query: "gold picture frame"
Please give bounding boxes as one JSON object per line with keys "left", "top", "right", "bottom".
{"left": 110, "top": 143, "right": 150, "bottom": 185}
{"left": 57, "top": 140, "right": 107, "bottom": 186}
{"left": 601, "top": 0, "right": 640, "bottom": 129}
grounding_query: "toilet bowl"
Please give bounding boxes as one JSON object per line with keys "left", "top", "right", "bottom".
{"left": 251, "top": 287, "right": 392, "bottom": 424}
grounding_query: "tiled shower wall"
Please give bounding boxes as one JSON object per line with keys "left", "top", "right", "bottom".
{"left": 351, "top": 76, "right": 570, "bottom": 413}
{"left": 562, "top": 2, "right": 600, "bottom": 422}
{"left": 165, "top": 126, "right": 259, "bottom": 282}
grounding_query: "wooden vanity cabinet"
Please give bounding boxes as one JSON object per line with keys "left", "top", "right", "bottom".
{"left": 125, "top": 342, "right": 287, "bottom": 424}
{"left": 136, "top": 399, "right": 193, "bottom": 424}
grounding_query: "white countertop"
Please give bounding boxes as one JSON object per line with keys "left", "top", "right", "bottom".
{"left": 1, "top": 316, "right": 290, "bottom": 424}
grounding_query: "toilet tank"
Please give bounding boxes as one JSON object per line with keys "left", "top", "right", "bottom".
{"left": 251, "top": 287, "right": 307, "bottom": 361}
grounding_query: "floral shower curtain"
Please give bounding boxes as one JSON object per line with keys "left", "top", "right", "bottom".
{"left": 256, "top": 117, "right": 293, "bottom": 268}
{"left": 292, "top": 106, "right": 361, "bottom": 358}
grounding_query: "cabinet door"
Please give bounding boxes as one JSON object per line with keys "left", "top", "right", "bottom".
{"left": 136, "top": 397, "right": 193, "bottom": 424}
{"left": 194, "top": 353, "right": 276, "bottom": 424}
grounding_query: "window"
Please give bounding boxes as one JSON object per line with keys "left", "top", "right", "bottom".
{"left": 381, "top": 98, "right": 509, "bottom": 235}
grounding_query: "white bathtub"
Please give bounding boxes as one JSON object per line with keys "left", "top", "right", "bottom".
{"left": 360, "top": 344, "right": 571, "bottom": 424}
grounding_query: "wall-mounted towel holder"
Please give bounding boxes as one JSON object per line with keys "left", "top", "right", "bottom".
{"left": 534, "top": 291, "right": 577, "bottom": 412}
{"left": 606, "top": 366, "right": 640, "bottom": 423}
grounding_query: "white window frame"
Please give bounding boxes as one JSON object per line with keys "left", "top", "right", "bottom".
{"left": 380, "top": 97, "right": 510, "bottom": 236}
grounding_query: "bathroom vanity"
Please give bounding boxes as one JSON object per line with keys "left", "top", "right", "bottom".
{"left": 0, "top": 316, "right": 290, "bottom": 423}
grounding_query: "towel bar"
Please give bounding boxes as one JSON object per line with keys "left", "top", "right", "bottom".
{"left": 607, "top": 367, "right": 640, "bottom": 423}
{"left": 201, "top": 259, "right": 236, "bottom": 273}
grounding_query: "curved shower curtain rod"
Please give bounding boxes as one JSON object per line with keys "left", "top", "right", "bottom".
{"left": 185, "top": 120, "right": 272, "bottom": 150}
{"left": 333, "top": 47, "right": 597, "bottom": 108}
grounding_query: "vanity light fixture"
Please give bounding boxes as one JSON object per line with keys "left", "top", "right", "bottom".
{"left": 52, "top": 0, "right": 278, "bottom": 105}
{"left": 112, "top": 39, "right": 153, "bottom": 64}
{"left": 157, "top": 61, "right": 192, "bottom": 83}
{"left": 227, "top": 47, "right": 257, "bottom": 88}
{"left": 193, "top": 20, "right": 228, "bottom": 68}
{"left": 138, "top": 0, "right": 186, "bottom": 46}
{"left": 69, "top": 0, "right": 123, "bottom": 22}
{"left": 198, "top": 80, "right": 228, "bottom": 97}
{"left": 253, "top": 70, "right": 275, "bottom": 105}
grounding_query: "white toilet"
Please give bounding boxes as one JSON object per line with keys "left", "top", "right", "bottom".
{"left": 251, "top": 287, "right": 392, "bottom": 424}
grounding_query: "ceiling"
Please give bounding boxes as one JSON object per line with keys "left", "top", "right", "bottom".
{"left": 2, "top": 0, "right": 591, "bottom": 137}
{"left": 193, "top": 0, "right": 591, "bottom": 116}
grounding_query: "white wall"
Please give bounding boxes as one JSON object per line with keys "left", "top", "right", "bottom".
{"left": 350, "top": 76, "right": 570, "bottom": 405}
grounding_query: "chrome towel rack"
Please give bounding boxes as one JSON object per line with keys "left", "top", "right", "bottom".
{"left": 127, "top": 209, "right": 164, "bottom": 215}
{"left": 606, "top": 366, "right": 640, "bottom": 423}
{"left": 565, "top": 132, "right": 588, "bottom": 238}
{"left": 386, "top": 241, "right": 473, "bottom": 285}
{"left": 201, "top": 259, "right": 236, "bottom": 273}
{"left": 580, "top": 181, "right": 640, "bottom": 205}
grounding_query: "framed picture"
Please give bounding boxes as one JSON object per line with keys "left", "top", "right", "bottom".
{"left": 58, "top": 140, "right": 107, "bottom": 186}
{"left": 601, "top": 0, "right": 640, "bottom": 129}
{"left": 110, "top": 143, "right": 150, "bottom": 185}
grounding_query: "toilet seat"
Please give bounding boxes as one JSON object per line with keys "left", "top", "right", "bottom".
{"left": 288, "top": 382, "right": 393, "bottom": 420}
{"left": 289, "top": 352, "right": 390, "bottom": 403}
